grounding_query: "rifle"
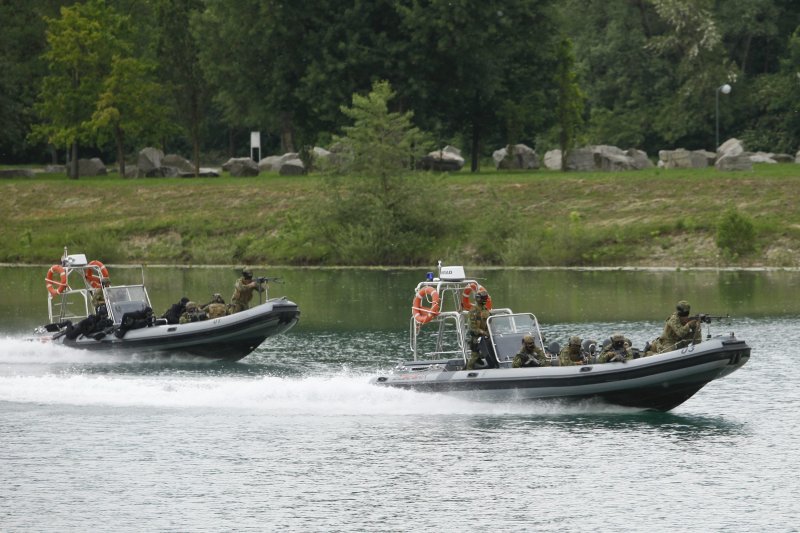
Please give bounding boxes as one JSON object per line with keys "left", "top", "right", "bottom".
{"left": 688, "top": 313, "right": 730, "bottom": 324}
{"left": 256, "top": 276, "right": 283, "bottom": 284}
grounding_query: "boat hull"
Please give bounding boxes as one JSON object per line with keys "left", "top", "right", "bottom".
{"left": 374, "top": 336, "right": 750, "bottom": 411}
{"left": 36, "top": 298, "right": 300, "bottom": 362}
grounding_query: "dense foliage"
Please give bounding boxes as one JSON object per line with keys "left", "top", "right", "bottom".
{"left": 2, "top": 0, "right": 800, "bottom": 168}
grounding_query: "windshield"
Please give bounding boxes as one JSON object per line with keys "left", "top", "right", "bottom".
{"left": 488, "top": 313, "right": 543, "bottom": 363}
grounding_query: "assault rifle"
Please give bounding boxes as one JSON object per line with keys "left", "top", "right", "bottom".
{"left": 256, "top": 276, "right": 283, "bottom": 284}
{"left": 689, "top": 313, "right": 730, "bottom": 324}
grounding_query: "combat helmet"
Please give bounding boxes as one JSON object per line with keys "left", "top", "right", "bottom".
{"left": 476, "top": 289, "right": 489, "bottom": 304}
{"left": 522, "top": 334, "right": 535, "bottom": 346}
{"left": 569, "top": 335, "right": 582, "bottom": 347}
{"left": 676, "top": 300, "right": 691, "bottom": 317}
{"left": 242, "top": 268, "right": 253, "bottom": 280}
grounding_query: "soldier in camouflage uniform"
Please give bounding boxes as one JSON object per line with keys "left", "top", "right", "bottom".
{"left": 513, "top": 334, "right": 548, "bottom": 368}
{"left": 465, "top": 290, "right": 496, "bottom": 370}
{"left": 179, "top": 301, "right": 207, "bottom": 324}
{"left": 559, "top": 336, "right": 586, "bottom": 366}
{"left": 647, "top": 300, "right": 702, "bottom": 355}
{"left": 92, "top": 277, "right": 110, "bottom": 314}
{"left": 228, "top": 268, "right": 264, "bottom": 314}
{"left": 598, "top": 333, "right": 634, "bottom": 363}
{"left": 201, "top": 293, "right": 227, "bottom": 319}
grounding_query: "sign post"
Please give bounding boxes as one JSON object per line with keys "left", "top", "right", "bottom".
{"left": 250, "top": 131, "right": 261, "bottom": 162}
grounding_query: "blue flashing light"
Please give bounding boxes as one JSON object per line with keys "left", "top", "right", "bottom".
{"left": 426, "top": 272, "right": 434, "bottom": 281}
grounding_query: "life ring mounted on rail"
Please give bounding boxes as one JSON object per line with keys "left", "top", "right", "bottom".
{"left": 461, "top": 282, "right": 493, "bottom": 311}
{"left": 45, "top": 264, "right": 68, "bottom": 296}
{"left": 412, "top": 286, "right": 441, "bottom": 324}
{"left": 84, "top": 260, "right": 110, "bottom": 288}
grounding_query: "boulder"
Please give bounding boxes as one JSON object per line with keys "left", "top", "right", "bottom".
{"left": 163, "top": 154, "right": 195, "bottom": 174}
{"left": 717, "top": 138, "right": 744, "bottom": 158}
{"left": 749, "top": 152, "right": 778, "bottom": 164}
{"left": 258, "top": 156, "right": 283, "bottom": 172}
{"left": 223, "top": 157, "right": 259, "bottom": 177}
{"left": 715, "top": 153, "right": 753, "bottom": 171}
{"left": 278, "top": 158, "right": 305, "bottom": 176}
{"left": 772, "top": 153, "right": 793, "bottom": 163}
{"left": 796, "top": 149, "right": 800, "bottom": 164}
{"left": 418, "top": 145, "right": 465, "bottom": 172}
{"left": 593, "top": 145, "right": 635, "bottom": 171}
{"left": 0, "top": 168, "right": 35, "bottom": 178}
{"left": 625, "top": 149, "right": 654, "bottom": 170}
{"left": 180, "top": 168, "right": 221, "bottom": 178}
{"left": 564, "top": 148, "right": 595, "bottom": 171}
{"left": 543, "top": 150, "right": 562, "bottom": 170}
{"left": 137, "top": 147, "right": 164, "bottom": 177}
{"left": 493, "top": 144, "right": 539, "bottom": 170}
{"left": 74, "top": 158, "right": 106, "bottom": 177}
{"left": 658, "top": 149, "right": 711, "bottom": 169}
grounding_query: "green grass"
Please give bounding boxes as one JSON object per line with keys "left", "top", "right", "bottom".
{"left": 2, "top": 164, "right": 800, "bottom": 267}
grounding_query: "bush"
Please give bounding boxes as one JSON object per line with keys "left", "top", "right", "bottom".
{"left": 716, "top": 208, "right": 756, "bottom": 258}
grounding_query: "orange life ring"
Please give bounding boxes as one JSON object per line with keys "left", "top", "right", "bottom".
{"left": 412, "top": 286, "right": 440, "bottom": 324}
{"left": 84, "top": 260, "right": 110, "bottom": 289}
{"left": 45, "top": 264, "right": 67, "bottom": 296}
{"left": 461, "top": 282, "right": 493, "bottom": 311}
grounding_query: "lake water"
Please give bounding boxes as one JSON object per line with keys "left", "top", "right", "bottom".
{"left": 1, "top": 266, "right": 799, "bottom": 531}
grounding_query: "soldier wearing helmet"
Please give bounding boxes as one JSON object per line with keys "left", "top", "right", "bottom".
{"left": 466, "top": 289, "right": 497, "bottom": 370}
{"left": 598, "top": 333, "right": 634, "bottom": 363}
{"left": 179, "top": 301, "right": 208, "bottom": 324}
{"left": 559, "top": 335, "right": 586, "bottom": 366}
{"left": 646, "top": 300, "right": 702, "bottom": 355}
{"left": 201, "top": 293, "right": 228, "bottom": 319}
{"left": 229, "top": 267, "right": 264, "bottom": 314}
{"left": 91, "top": 276, "right": 110, "bottom": 313}
{"left": 513, "top": 334, "right": 548, "bottom": 368}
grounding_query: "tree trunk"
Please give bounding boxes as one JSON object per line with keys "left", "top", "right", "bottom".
{"left": 470, "top": 91, "right": 481, "bottom": 172}
{"left": 69, "top": 140, "right": 79, "bottom": 180}
{"left": 280, "top": 111, "right": 295, "bottom": 153}
{"left": 115, "top": 125, "right": 126, "bottom": 178}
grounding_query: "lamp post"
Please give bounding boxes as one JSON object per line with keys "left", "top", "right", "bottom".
{"left": 716, "top": 83, "right": 732, "bottom": 151}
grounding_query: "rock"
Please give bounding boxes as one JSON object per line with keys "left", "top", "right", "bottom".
{"left": 625, "top": 149, "right": 654, "bottom": 169}
{"left": 0, "top": 168, "right": 35, "bottom": 178}
{"left": 278, "top": 158, "right": 305, "bottom": 176}
{"left": 258, "top": 156, "right": 283, "bottom": 172}
{"left": 749, "top": 152, "right": 778, "bottom": 164}
{"left": 543, "top": 150, "right": 562, "bottom": 170}
{"left": 717, "top": 138, "right": 744, "bottom": 158}
{"left": 418, "top": 145, "right": 464, "bottom": 172}
{"left": 223, "top": 157, "right": 259, "bottom": 177}
{"left": 137, "top": 147, "right": 164, "bottom": 177}
{"left": 772, "top": 153, "right": 793, "bottom": 163}
{"left": 179, "top": 168, "right": 221, "bottom": 178}
{"left": 44, "top": 165, "right": 66, "bottom": 174}
{"left": 715, "top": 153, "right": 753, "bottom": 171}
{"left": 163, "top": 154, "right": 195, "bottom": 174}
{"left": 564, "top": 147, "right": 595, "bottom": 171}
{"left": 493, "top": 144, "right": 539, "bottom": 170}
{"left": 658, "top": 149, "right": 711, "bottom": 169}
{"left": 74, "top": 158, "right": 106, "bottom": 177}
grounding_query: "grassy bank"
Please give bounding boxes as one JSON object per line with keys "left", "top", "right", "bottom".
{"left": 2, "top": 164, "right": 799, "bottom": 267}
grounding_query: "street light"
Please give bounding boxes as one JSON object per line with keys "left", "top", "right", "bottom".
{"left": 716, "top": 83, "right": 732, "bottom": 151}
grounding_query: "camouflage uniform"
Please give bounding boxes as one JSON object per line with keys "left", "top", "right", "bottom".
{"left": 559, "top": 336, "right": 586, "bottom": 366}
{"left": 201, "top": 293, "right": 227, "bottom": 319}
{"left": 229, "top": 270, "right": 264, "bottom": 314}
{"left": 598, "top": 333, "right": 634, "bottom": 363}
{"left": 465, "top": 292, "right": 492, "bottom": 370}
{"left": 92, "top": 278, "right": 109, "bottom": 313}
{"left": 513, "top": 335, "right": 548, "bottom": 368}
{"left": 179, "top": 302, "right": 207, "bottom": 324}
{"left": 648, "top": 300, "right": 702, "bottom": 354}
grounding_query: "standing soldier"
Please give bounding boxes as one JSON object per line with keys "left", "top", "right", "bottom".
{"left": 559, "top": 336, "right": 586, "bottom": 366}
{"left": 229, "top": 268, "right": 264, "bottom": 314}
{"left": 513, "top": 334, "right": 549, "bottom": 368}
{"left": 466, "top": 290, "right": 496, "bottom": 370}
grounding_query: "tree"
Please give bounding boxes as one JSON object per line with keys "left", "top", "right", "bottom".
{"left": 89, "top": 56, "right": 176, "bottom": 177}
{"left": 154, "top": 0, "right": 210, "bottom": 175}
{"left": 397, "top": 0, "right": 558, "bottom": 171}
{"left": 31, "top": 0, "right": 127, "bottom": 178}
{"left": 552, "top": 37, "right": 585, "bottom": 170}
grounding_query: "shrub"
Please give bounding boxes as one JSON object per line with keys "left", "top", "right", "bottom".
{"left": 716, "top": 208, "right": 756, "bottom": 258}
